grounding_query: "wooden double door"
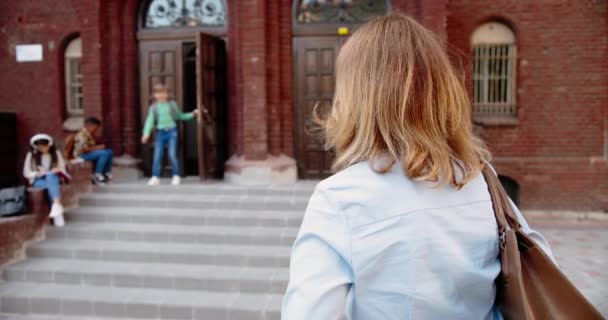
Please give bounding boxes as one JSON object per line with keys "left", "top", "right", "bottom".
{"left": 138, "top": 33, "right": 226, "bottom": 180}
{"left": 293, "top": 36, "right": 347, "bottom": 179}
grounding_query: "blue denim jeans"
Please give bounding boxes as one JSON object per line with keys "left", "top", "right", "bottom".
{"left": 152, "top": 127, "right": 179, "bottom": 177}
{"left": 80, "top": 149, "right": 113, "bottom": 174}
{"left": 32, "top": 173, "right": 61, "bottom": 203}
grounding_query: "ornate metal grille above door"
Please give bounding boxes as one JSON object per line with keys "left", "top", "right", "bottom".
{"left": 144, "top": 0, "right": 226, "bottom": 28}
{"left": 295, "top": 0, "right": 389, "bottom": 24}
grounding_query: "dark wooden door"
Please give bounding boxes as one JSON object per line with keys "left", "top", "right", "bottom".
{"left": 293, "top": 37, "right": 344, "bottom": 178}
{"left": 138, "top": 40, "right": 184, "bottom": 176}
{"left": 196, "top": 33, "right": 227, "bottom": 180}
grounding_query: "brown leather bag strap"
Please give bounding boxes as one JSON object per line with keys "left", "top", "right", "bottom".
{"left": 482, "top": 166, "right": 521, "bottom": 238}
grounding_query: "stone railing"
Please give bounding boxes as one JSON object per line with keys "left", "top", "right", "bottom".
{"left": 0, "top": 161, "right": 93, "bottom": 268}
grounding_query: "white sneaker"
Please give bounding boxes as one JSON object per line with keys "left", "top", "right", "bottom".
{"left": 49, "top": 203, "right": 64, "bottom": 218}
{"left": 171, "top": 175, "right": 181, "bottom": 186}
{"left": 92, "top": 174, "right": 107, "bottom": 186}
{"left": 53, "top": 214, "right": 65, "bottom": 227}
{"left": 148, "top": 176, "right": 160, "bottom": 186}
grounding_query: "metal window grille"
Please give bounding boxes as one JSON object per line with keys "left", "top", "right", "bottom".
{"left": 65, "top": 58, "right": 83, "bottom": 116}
{"left": 145, "top": 0, "right": 226, "bottom": 28}
{"left": 472, "top": 44, "right": 516, "bottom": 117}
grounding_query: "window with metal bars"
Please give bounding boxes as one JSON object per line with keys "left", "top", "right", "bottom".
{"left": 67, "top": 58, "right": 83, "bottom": 115}
{"left": 471, "top": 22, "right": 516, "bottom": 119}
{"left": 65, "top": 38, "right": 83, "bottom": 117}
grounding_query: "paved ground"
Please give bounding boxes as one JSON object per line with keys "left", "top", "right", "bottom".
{"left": 534, "top": 220, "right": 608, "bottom": 317}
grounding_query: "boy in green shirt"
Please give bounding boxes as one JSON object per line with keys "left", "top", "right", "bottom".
{"left": 141, "top": 83, "right": 198, "bottom": 186}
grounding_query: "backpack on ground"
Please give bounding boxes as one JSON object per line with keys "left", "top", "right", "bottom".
{"left": 0, "top": 186, "right": 27, "bottom": 217}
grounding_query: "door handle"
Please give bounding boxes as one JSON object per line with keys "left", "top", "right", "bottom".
{"left": 200, "top": 105, "right": 213, "bottom": 123}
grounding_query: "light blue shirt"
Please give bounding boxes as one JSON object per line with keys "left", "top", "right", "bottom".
{"left": 282, "top": 161, "right": 554, "bottom": 320}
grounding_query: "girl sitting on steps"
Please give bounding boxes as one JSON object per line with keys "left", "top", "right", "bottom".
{"left": 23, "top": 134, "right": 69, "bottom": 227}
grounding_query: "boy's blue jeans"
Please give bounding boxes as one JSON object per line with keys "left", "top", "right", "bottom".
{"left": 80, "top": 149, "right": 113, "bottom": 174}
{"left": 152, "top": 127, "right": 180, "bottom": 177}
{"left": 32, "top": 173, "right": 61, "bottom": 203}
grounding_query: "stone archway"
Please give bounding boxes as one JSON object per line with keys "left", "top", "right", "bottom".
{"left": 136, "top": 0, "right": 228, "bottom": 179}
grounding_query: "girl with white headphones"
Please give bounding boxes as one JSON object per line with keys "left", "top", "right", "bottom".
{"left": 23, "top": 133, "right": 68, "bottom": 226}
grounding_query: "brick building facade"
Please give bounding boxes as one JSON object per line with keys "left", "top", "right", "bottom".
{"left": 0, "top": 0, "right": 606, "bottom": 210}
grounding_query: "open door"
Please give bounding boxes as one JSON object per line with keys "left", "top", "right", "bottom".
{"left": 138, "top": 40, "right": 184, "bottom": 176}
{"left": 195, "top": 33, "right": 227, "bottom": 180}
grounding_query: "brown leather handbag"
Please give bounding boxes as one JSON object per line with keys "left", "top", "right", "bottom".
{"left": 482, "top": 166, "right": 604, "bottom": 320}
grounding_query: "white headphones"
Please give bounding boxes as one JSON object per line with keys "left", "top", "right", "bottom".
{"left": 30, "top": 133, "right": 54, "bottom": 148}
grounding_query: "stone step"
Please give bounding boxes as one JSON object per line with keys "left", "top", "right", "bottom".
{"left": 27, "top": 239, "right": 290, "bottom": 268}
{"left": 4, "top": 258, "right": 288, "bottom": 294}
{"left": 46, "top": 222, "right": 298, "bottom": 246}
{"left": 78, "top": 193, "right": 309, "bottom": 211}
{"left": 95, "top": 182, "right": 315, "bottom": 198}
{"left": 67, "top": 206, "right": 303, "bottom": 228}
{"left": 0, "top": 313, "right": 151, "bottom": 320}
{"left": 0, "top": 282, "right": 281, "bottom": 320}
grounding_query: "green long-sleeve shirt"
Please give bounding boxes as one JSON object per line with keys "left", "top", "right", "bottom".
{"left": 143, "top": 101, "right": 194, "bottom": 136}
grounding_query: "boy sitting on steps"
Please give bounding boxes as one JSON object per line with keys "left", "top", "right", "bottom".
{"left": 73, "top": 117, "right": 113, "bottom": 185}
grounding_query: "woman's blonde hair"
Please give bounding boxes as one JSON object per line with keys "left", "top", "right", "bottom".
{"left": 318, "top": 14, "right": 490, "bottom": 188}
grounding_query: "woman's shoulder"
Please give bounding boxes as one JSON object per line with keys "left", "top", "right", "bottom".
{"left": 315, "top": 161, "right": 416, "bottom": 210}
{"left": 320, "top": 162, "right": 376, "bottom": 187}
{"left": 314, "top": 161, "right": 489, "bottom": 225}
{"left": 319, "top": 161, "right": 410, "bottom": 190}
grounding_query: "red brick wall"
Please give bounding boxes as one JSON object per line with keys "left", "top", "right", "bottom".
{"left": 227, "top": 0, "right": 243, "bottom": 156}
{"left": 121, "top": 1, "right": 140, "bottom": 156}
{"left": 231, "top": 0, "right": 300, "bottom": 160}
{"left": 0, "top": 0, "right": 443, "bottom": 167}
{"left": 2, "top": 0, "right": 606, "bottom": 210}
{"left": 237, "top": 1, "right": 269, "bottom": 160}
{"left": 0, "top": 0, "right": 142, "bottom": 162}
{"left": 0, "top": 190, "right": 47, "bottom": 268}
{"left": 0, "top": 0, "right": 80, "bottom": 166}
{"left": 447, "top": 0, "right": 608, "bottom": 210}
{"left": 279, "top": 0, "right": 295, "bottom": 158}
{"left": 392, "top": 0, "right": 448, "bottom": 42}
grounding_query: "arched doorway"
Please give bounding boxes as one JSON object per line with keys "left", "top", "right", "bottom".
{"left": 499, "top": 175, "right": 520, "bottom": 206}
{"left": 137, "top": 0, "right": 228, "bottom": 180}
{"left": 292, "top": 0, "right": 391, "bottom": 178}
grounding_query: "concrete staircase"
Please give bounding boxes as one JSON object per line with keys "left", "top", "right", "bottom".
{"left": 0, "top": 180, "right": 316, "bottom": 320}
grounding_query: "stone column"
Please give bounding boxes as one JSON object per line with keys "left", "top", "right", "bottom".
{"left": 224, "top": 0, "right": 297, "bottom": 185}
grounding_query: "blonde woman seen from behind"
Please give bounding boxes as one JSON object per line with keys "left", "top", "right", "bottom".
{"left": 282, "top": 14, "right": 555, "bottom": 320}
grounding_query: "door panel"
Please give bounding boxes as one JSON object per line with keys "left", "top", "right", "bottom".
{"left": 182, "top": 42, "right": 199, "bottom": 176}
{"left": 294, "top": 37, "right": 341, "bottom": 178}
{"left": 139, "top": 40, "right": 184, "bottom": 176}
{"left": 196, "top": 33, "right": 227, "bottom": 180}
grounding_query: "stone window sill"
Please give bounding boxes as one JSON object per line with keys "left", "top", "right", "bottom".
{"left": 62, "top": 116, "right": 84, "bottom": 132}
{"left": 473, "top": 115, "right": 519, "bottom": 127}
